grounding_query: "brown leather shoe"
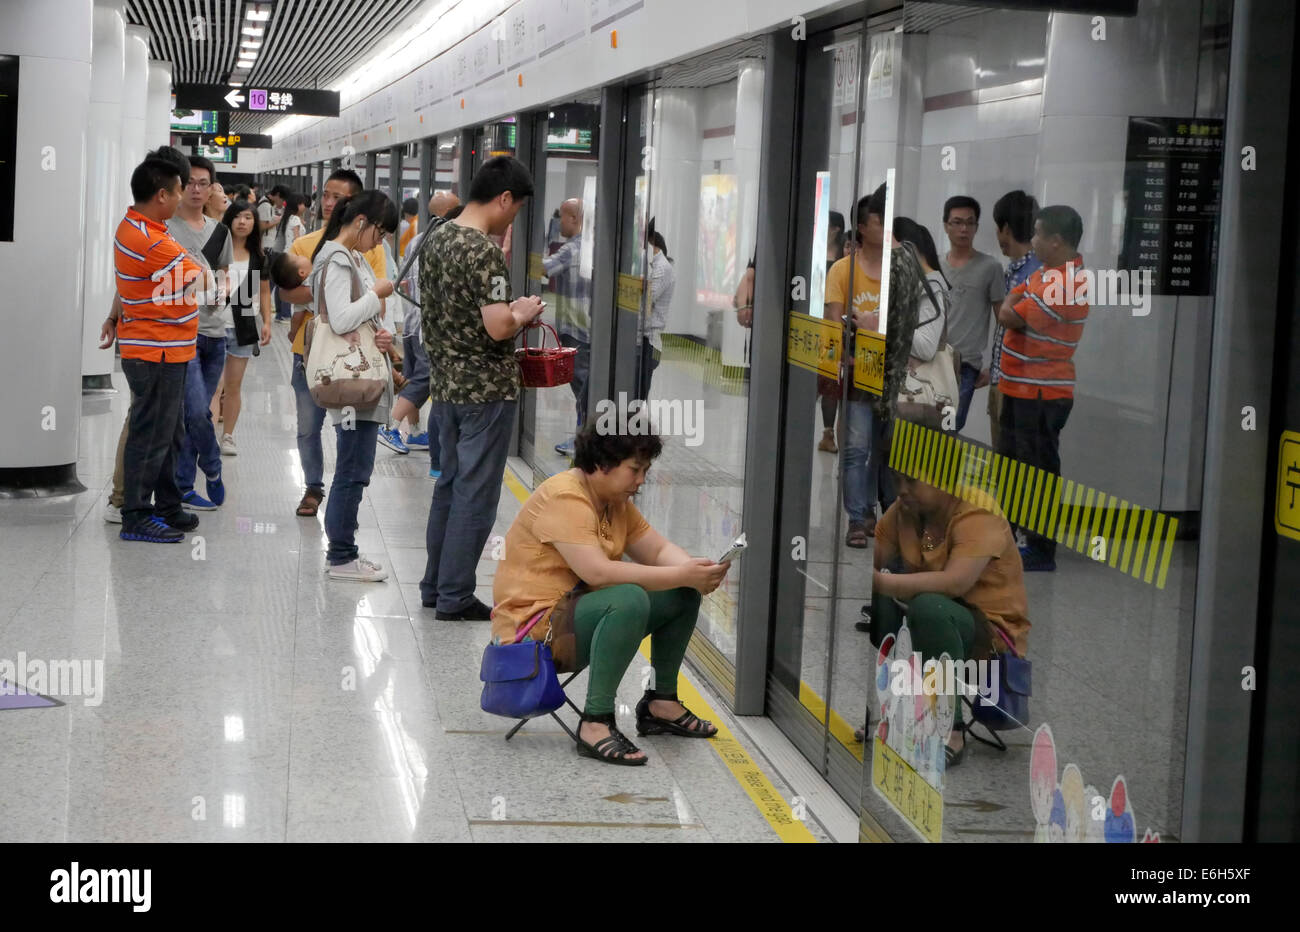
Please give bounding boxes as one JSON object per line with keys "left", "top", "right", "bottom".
{"left": 818, "top": 428, "right": 838, "bottom": 453}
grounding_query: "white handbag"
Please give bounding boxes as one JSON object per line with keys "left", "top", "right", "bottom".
{"left": 303, "top": 250, "right": 389, "bottom": 410}
{"left": 897, "top": 271, "right": 961, "bottom": 429}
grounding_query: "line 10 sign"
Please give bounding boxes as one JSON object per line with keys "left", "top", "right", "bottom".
{"left": 175, "top": 84, "right": 340, "bottom": 117}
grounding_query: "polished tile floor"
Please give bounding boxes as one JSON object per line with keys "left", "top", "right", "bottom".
{"left": 0, "top": 328, "right": 827, "bottom": 843}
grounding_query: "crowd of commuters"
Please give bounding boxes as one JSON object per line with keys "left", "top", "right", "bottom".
{"left": 100, "top": 143, "right": 1074, "bottom": 767}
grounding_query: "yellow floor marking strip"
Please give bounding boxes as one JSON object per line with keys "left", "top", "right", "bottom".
{"left": 500, "top": 467, "right": 816, "bottom": 843}
{"left": 798, "top": 680, "right": 865, "bottom": 762}
{"left": 639, "top": 638, "right": 819, "bottom": 843}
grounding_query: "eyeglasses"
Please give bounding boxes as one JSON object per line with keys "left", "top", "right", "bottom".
{"left": 186, "top": 179, "right": 212, "bottom": 190}
{"left": 946, "top": 218, "right": 977, "bottom": 229}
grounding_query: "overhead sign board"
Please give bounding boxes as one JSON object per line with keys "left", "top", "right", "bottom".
{"left": 199, "top": 132, "right": 271, "bottom": 149}
{"left": 175, "top": 84, "right": 340, "bottom": 117}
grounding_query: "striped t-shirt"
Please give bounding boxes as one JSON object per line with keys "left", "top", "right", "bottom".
{"left": 999, "top": 257, "right": 1089, "bottom": 401}
{"left": 114, "top": 207, "right": 204, "bottom": 363}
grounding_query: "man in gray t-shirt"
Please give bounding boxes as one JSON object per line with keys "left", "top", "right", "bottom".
{"left": 940, "top": 195, "right": 1006, "bottom": 432}
{"left": 166, "top": 156, "right": 232, "bottom": 509}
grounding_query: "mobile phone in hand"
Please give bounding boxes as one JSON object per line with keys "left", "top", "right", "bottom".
{"left": 717, "top": 533, "right": 747, "bottom": 564}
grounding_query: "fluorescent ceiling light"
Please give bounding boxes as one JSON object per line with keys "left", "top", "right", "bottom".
{"left": 228, "top": 79, "right": 244, "bottom": 86}
{"left": 240, "top": 40, "right": 263, "bottom": 50}
{"left": 239, "top": 51, "right": 258, "bottom": 60}
{"left": 234, "top": 61, "right": 252, "bottom": 70}
{"left": 246, "top": 6, "right": 271, "bottom": 22}
{"left": 241, "top": 25, "right": 264, "bottom": 37}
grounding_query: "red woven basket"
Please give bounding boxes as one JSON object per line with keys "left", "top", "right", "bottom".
{"left": 516, "top": 319, "right": 577, "bottom": 388}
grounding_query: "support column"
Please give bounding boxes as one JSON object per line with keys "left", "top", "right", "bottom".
{"left": 418, "top": 138, "right": 433, "bottom": 227}
{"left": 80, "top": 0, "right": 126, "bottom": 392}
{"left": 0, "top": 0, "right": 94, "bottom": 495}
{"left": 120, "top": 26, "right": 149, "bottom": 212}
{"left": 144, "top": 59, "right": 171, "bottom": 149}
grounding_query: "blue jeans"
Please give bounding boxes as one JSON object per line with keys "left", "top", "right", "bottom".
{"left": 955, "top": 362, "right": 980, "bottom": 432}
{"left": 842, "top": 398, "right": 894, "bottom": 523}
{"left": 325, "top": 421, "right": 380, "bottom": 565}
{"left": 420, "top": 400, "right": 516, "bottom": 611}
{"left": 400, "top": 333, "right": 441, "bottom": 467}
{"left": 292, "top": 354, "right": 328, "bottom": 490}
{"left": 176, "top": 332, "right": 226, "bottom": 495}
{"left": 560, "top": 333, "right": 591, "bottom": 429}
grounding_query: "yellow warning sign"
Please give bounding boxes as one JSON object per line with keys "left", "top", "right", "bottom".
{"left": 853, "top": 329, "right": 886, "bottom": 396}
{"left": 617, "top": 273, "right": 643, "bottom": 312}
{"left": 786, "top": 312, "right": 842, "bottom": 379}
{"left": 872, "top": 737, "right": 943, "bottom": 843}
{"left": 1277, "top": 430, "right": 1300, "bottom": 542}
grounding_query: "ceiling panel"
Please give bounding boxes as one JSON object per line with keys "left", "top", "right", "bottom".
{"left": 124, "top": 0, "right": 427, "bottom": 135}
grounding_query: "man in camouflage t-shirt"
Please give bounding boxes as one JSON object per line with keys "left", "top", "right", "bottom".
{"left": 419, "top": 157, "right": 544, "bottom": 619}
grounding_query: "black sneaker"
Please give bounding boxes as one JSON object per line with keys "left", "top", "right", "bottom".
{"left": 434, "top": 597, "right": 493, "bottom": 621}
{"left": 120, "top": 516, "right": 184, "bottom": 544}
{"left": 157, "top": 510, "right": 199, "bottom": 532}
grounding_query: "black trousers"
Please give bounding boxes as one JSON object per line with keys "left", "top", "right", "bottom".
{"left": 999, "top": 394, "right": 1072, "bottom": 559}
{"left": 120, "top": 357, "right": 188, "bottom": 527}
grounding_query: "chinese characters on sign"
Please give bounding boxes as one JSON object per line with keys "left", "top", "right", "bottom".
{"left": 1120, "top": 117, "right": 1225, "bottom": 296}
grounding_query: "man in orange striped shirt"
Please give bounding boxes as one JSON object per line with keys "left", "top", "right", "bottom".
{"left": 113, "top": 151, "right": 211, "bottom": 543}
{"left": 995, "top": 205, "right": 1088, "bottom": 572}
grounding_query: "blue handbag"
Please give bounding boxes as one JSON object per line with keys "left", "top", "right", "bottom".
{"left": 971, "top": 626, "right": 1031, "bottom": 731}
{"left": 479, "top": 610, "right": 567, "bottom": 719}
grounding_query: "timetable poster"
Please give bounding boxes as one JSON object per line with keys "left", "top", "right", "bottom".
{"left": 0, "top": 55, "right": 17, "bottom": 242}
{"left": 1119, "top": 116, "right": 1224, "bottom": 296}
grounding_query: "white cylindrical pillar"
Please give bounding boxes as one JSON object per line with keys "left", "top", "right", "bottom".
{"left": 145, "top": 59, "right": 172, "bottom": 150}
{"left": 0, "top": 0, "right": 94, "bottom": 494}
{"left": 81, "top": 0, "right": 127, "bottom": 387}
{"left": 120, "top": 25, "right": 149, "bottom": 210}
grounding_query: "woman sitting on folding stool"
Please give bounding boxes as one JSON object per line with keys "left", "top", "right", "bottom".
{"left": 868, "top": 469, "right": 1030, "bottom": 767}
{"left": 492, "top": 423, "right": 731, "bottom": 766}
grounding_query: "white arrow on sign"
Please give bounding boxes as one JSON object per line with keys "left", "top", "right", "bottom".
{"left": 224, "top": 89, "right": 245, "bottom": 109}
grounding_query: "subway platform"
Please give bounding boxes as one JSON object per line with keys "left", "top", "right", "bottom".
{"left": 0, "top": 328, "right": 853, "bottom": 843}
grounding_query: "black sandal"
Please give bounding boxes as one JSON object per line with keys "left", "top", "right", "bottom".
{"left": 575, "top": 712, "right": 647, "bottom": 766}
{"left": 946, "top": 723, "right": 967, "bottom": 768}
{"left": 635, "top": 690, "right": 718, "bottom": 738}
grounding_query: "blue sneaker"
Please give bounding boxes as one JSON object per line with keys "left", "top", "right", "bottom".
{"left": 1019, "top": 546, "right": 1056, "bottom": 572}
{"left": 405, "top": 431, "right": 429, "bottom": 451}
{"left": 429, "top": 466, "right": 441, "bottom": 480}
{"left": 206, "top": 473, "right": 225, "bottom": 507}
{"left": 554, "top": 437, "right": 576, "bottom": 457}
{"left": 182, "top": 490, "right": 218, "bottom": 511}
{"left": 120, "top": 516, "right": 184, "bottom": 543}
{"left": 377, "top": 427, "right": 409, "bottom": 454}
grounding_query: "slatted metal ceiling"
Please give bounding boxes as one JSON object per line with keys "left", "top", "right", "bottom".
{"left": 124, "top": 0, "right": 426, "bottom": 134}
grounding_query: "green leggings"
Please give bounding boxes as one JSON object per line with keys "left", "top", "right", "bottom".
{"left": 872, "top": 592, "right": 976, "bottom": 723}
{"left": 572, "top": 584, "right": 702, "bottom": 715}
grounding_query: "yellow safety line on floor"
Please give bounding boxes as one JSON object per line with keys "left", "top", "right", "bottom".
{"left": 798, "top": 681, "right": 866, "bottom": 763}
{"left": 502, "top": 467, "right": 817, "bottom": 843}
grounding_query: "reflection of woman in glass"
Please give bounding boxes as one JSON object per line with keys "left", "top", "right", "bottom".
{"left": 639, "top": 220, "right": 675, "bottom": 397}
{"left": 867, "top": 470, "right": 1029, "bottom": 767}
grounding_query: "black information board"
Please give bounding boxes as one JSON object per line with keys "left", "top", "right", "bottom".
{"left": 175, "top": 83, "right": 339, "bottom": 117}
{"left": 0, "top": 55, "right": 18, "bottom": 242}
{"left": 1120, "top": 116, "right": 1225, "bottom": 296}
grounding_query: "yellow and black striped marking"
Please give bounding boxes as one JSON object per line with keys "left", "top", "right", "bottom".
{"left": 888, "top": 419, "right": 1179, "bottom": 590}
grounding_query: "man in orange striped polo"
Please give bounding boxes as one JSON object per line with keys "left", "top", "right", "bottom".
{"left": 113, "top": 151, "right": 211, "bottom": 543}
{"left": 995, "top": 205, "right": 1088, "bottom": 572}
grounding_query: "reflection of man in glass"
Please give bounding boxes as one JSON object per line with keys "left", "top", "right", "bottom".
{"left": 542, "top": 198, "right": 591, "bottom": 456}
